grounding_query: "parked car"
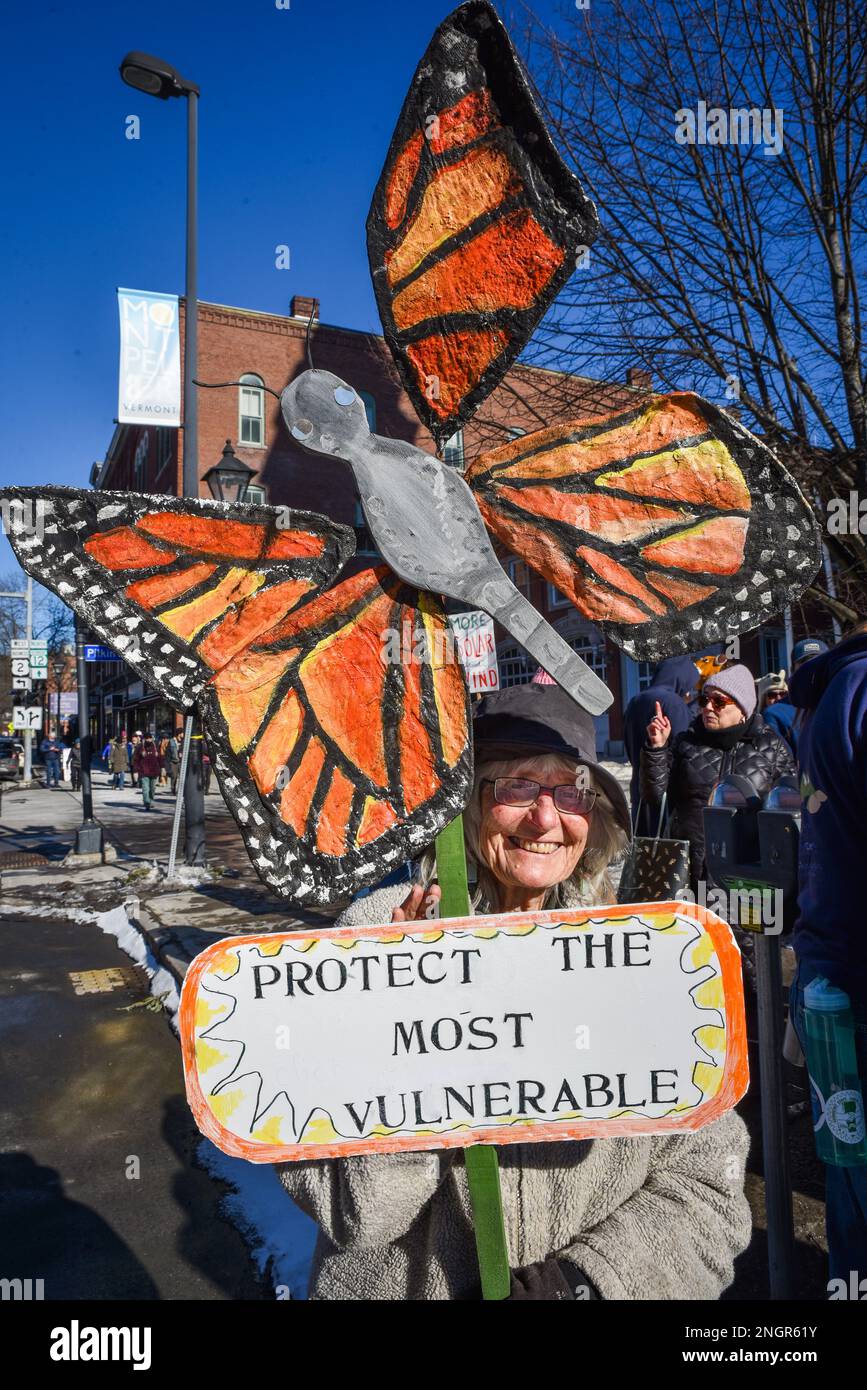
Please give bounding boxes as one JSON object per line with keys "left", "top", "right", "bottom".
{"left": 0, "top": 739, "right": 21, "bottom": 781}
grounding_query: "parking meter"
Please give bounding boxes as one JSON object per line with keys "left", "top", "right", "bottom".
{"left": 703, "top": 773, "right": 801, "bottom": 1298}
{"left": 703, "top": 775, "right": 801, "bottom": 932}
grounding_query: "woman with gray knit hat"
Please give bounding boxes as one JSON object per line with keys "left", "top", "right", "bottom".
{"left": 641, "top": 661, "right": 796, "bottom": 889}
{"left": 276, "top": 680, "right": 751, "bottom": 1301}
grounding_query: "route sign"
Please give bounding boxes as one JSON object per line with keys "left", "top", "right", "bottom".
{"left": 13, "top": 707, "right": 42, "bottom": 730}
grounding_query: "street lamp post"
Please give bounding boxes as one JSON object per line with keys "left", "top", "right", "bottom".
{"left": 74, "top": 616, "right": 103, "bottom": 855}
{"left": 120, "top": 51, "right": 205, "bottom": 865}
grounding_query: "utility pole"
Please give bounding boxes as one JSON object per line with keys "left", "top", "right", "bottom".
{"left": 180, "top": 83, "right": 206, "bottom": 865}
{"left": 119, "top": 51, "right": 205, "bottom": 868}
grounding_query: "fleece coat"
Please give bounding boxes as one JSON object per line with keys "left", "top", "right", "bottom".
{"left": 275, "top": 882, "right": 752, "bottom": 1301}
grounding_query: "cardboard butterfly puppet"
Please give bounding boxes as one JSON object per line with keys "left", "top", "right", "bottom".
{"left": 2, "top": 0, "right": 820, "bottom": 907}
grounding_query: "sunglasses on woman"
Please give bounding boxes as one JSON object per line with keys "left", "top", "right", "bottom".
{"left": 482, "top": 776, "right": 597, "bottom": 815}
{"left": 697, "top": 691, "right": 737, "bottom": 712}
{"left": 765, "top": 690, "right": 788, "bottom": 703}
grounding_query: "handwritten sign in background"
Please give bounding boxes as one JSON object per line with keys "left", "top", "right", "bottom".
{"left": 180, "top": 901, "right": 748, "bottom": 1163}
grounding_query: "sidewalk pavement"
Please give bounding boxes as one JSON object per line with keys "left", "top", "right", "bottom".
{"left": 0, "top": 771, "right": 341, "bottom": 984}
{"left": 0, "top": 760, "right": 635, "bottom": 986}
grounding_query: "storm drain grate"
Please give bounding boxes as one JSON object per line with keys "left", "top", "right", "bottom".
{"left": 0, "top": 852, "right": 51, "bottom": 869}
{"left": 68, "top": 967, "right": 146, "bottom": 996}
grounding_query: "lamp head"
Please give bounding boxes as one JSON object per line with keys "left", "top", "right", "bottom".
{"left": 119, "top": 51, "right": 199, "bottom": 99}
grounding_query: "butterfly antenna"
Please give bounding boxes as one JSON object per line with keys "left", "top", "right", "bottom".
{"left": 193, "top": 378, "right": 282, "bottom": 400}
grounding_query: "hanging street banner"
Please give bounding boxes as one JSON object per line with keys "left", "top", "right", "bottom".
{"left": 180, "top": 901, "right": 748, "bottom": 1163}
{"left": 53, "top": 692, "right": 79, "bottom": 716}
{"left": 117, "top": 288, "right": 181, "bottom": 426}
{"left": 448, "top": 610, "right": 499, "bottom": 693}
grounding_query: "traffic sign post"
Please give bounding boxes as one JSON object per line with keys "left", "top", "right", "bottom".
{"left": 1, "top": 578, "right": 34, "bottom": 781}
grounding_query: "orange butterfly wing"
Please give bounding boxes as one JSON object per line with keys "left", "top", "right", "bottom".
{"left": 465, "top": 393, "right": 821, "bottom": 660}
{"left": 1, "top": 488, "right": 472, "bottom": 904}
{"left": 3, "top": 489, "right": 350, "bottom": 710}
{"left": 367, "top": 2, "right": 598, "bottom": 448}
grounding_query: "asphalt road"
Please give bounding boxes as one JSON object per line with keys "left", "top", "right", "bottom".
{"left": 0, "top": 911, "right": 269, "bottom": 1300}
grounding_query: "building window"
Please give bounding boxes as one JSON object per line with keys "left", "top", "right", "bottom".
{"left": 507, "top": 556, "right": 531, "bottom": 595}
{"left": 246, "top": 483, "right": 267, "bottom": 505}
{"left": 442, "top": 429, "right": 464, "bottom": 468}
{"left": 760, "top": 630, "right": 785, "bottom": 674}
{"left": 498, "top": 643, "right": 535, "bottom": 688}
{"left": 547, "top": 583, "right": 571, "bottom": 608}
{"left": 359, "top": 391, "right": 376, "bottom": 432}
{"left": 133, "top": 431, "right": 150, "bottom": 489}
{"left": 155, "top": 428, "right": 173, "bottom": 481}
{"left": 354, "top": 500, "right": 379, "bottom": 556}
{"left": 239, "top": 373, "right": 265, "bottom": 447}
{"left": 637, "top": 660, "right": 654, "bottom": 691}
{"left": 566, "top": 633, "right": 607, "bottom": 682}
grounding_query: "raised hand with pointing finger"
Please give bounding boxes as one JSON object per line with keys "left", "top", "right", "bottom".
{"left": 646, "top": 701, "right": 672, "bottom": 748}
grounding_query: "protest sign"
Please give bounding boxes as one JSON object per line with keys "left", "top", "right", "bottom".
{"left": 180, "top": 900, "right": 747, "bottom": 1163}
{"left": 448, "top": 610, "right": 499, "bottom": 693}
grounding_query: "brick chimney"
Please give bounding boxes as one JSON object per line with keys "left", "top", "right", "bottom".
{"left": 290, "top": 295, "right": 320, "bottom": 321}
{"left": 626, "top": 367, "right": 653, "bottom": 390}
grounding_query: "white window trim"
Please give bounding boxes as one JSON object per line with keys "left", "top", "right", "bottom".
{"left": 239, "top": 374, "right": 266, "bottom": 450}
{"left": 442, "top": 428, "right": 464, "bottom": 468}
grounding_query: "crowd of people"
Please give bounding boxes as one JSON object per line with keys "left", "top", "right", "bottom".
{"left": 619, "top": 627, "right": 866, "bottom": 1293}
{"left": 101, "top": 729, "right": 212, "bottom": 808}
{"left": 35, "top": 727, "right": 213, "bottom": 810}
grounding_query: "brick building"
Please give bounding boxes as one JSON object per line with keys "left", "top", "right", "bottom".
{"left": 89, "top": 293, "right": 808, "bottom": 751}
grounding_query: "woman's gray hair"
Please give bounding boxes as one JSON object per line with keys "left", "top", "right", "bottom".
{"left": 417, "top": 752, "right": 628, "bottom": 912}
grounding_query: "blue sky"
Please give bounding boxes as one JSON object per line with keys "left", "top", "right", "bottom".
{"left": 0, "top": 0, "right": 572, "bottom": 576}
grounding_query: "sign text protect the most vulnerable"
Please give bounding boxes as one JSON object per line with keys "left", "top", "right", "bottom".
{"left": 180, "top": 902, "right": 747, "bottom": 1162}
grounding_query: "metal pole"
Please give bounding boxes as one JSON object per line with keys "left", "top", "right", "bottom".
{"left": 24, "top": 575, "right": 33, "bottom": 782}
{"left": 783, "top": 606, "right": 794, "bottom": 670}
{"left": 181, "top": 87, "right": 206, "bottom": 865}
{"left": 167, "top": 714, "right": 193, "bottom": 878}
{"left": 755, "top": 933, "right": 795, "bottom": 1299}
{"left": 74, "top": 616, "right": 103, "bottom": 855}
{"left": 183, "top": 90, "right": 199, "bottom": 499}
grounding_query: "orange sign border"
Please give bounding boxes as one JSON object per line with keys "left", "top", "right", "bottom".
{"left": 180, "top": 899, "right": 748, "bottom": 1163}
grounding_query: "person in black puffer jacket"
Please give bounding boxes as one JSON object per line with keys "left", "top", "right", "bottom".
{"left": 640, "top": 662, "right": 796, "bottom": 888}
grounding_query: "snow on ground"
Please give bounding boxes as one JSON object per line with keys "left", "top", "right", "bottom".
{"left": 196, "top": 1141, "right": 317, "bottom": 1300}
{"left": 123, "top": 861, "right": 219, "bottom": 891}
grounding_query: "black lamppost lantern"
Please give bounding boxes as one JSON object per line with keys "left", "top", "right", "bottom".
{"left": 204, "top": 440, "right": 256, "bottom": 505}
{"left": 119, "top": 51, "right": 199, "bottom": 100}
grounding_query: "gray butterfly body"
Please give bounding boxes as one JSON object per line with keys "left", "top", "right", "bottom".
{"left": 281, "top": 369, "right": 612, "bottom": 717}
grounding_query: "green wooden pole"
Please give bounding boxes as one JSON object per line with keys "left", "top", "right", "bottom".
{"left": 435, "top": 814, "right": 511, "bottom": 1301}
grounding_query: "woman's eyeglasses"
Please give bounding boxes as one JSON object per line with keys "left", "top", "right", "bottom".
{"left": 697, "top": 691, "right": 736, "bottom": 712}
{"left": 482, "top": 776, "right": 596, "bottom": 816}
{"left": 765, "top": 690, "right": 788, "bottom": 703}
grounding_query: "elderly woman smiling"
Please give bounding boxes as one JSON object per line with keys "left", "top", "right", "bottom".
{"left": 276, "top": 683, "right": 752, "bottom": 1302}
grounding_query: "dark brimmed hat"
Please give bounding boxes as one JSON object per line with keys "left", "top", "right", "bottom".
{"left": 473, "top": 684, "right": 631, "bottom": 835}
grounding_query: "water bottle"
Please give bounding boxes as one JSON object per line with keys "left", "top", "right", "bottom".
{"left": 802, "top": 977, "right": 867, "bottom": 1167}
